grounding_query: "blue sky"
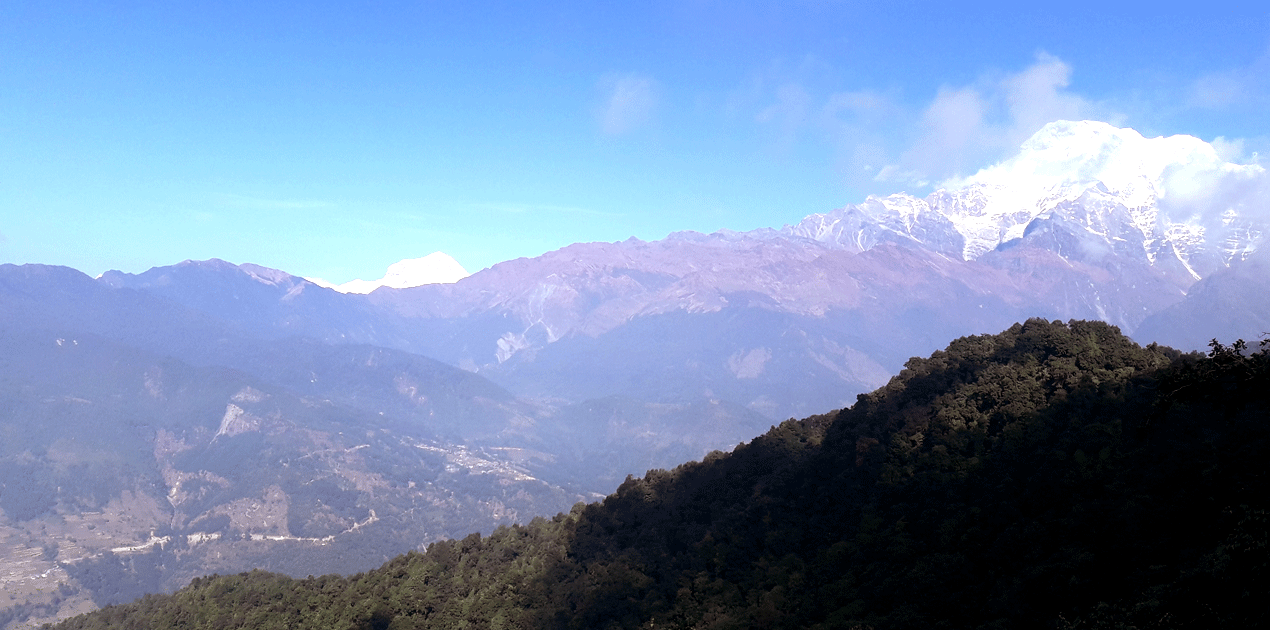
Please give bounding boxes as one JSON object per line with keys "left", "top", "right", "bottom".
{"left": 2, "top": 1, "right": 1268, "bottom": 282}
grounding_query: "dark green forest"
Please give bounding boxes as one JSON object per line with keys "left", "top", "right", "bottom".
{"left": 49, "top": 319, "right": 1269, "bottom": 629}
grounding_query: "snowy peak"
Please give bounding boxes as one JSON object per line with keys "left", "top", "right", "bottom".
{"left": 784, "top": 194, "right": 966, "bottom": 258}
{"left": 309, "top": 252, "right": 471, "bottom": 294}
{"left": 784, "top": 120, "right": 1266, "bottom": 275}
{"left": 964, "top": 120, "right": 1214, "bottom": 193}
{"left": 953, "top": 120, "right": 1253, "bottom": 213}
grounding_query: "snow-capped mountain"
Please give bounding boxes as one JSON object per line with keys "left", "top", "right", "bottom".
{"left": 86, "top": 121, "right": 1268, "bottom": 424}
{"left": 308, "top": 251, "right": 470, "bottom": 293}
{"left": 357, "top": 121, "right": 1265, "bottom": 415}
{"left": 12, "top": 119, "right": 1265, "bottom": 630}
{"left": 785, "top": 121, "right": 1266, "bottom": 279}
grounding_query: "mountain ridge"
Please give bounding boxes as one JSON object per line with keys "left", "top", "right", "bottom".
{"left": 5, "top": 119, "right": 1268, "bottom": 627}
{"left": 46, "top": 319, "right": 1270, "bottom": 629}
{"left": 71, "top": 121, "right": 1268, "bottom": 430}
{"left": 784, "top": 120, "right": 1264, "bottom": 273}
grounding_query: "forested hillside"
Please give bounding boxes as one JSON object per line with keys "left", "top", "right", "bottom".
{"left": 50, "top": 319, "right": 1269, "bottom": 629}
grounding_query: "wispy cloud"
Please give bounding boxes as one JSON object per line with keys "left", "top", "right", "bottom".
{"left": 1189, "top": 73, "right": 1249, "bottom": 109}
{"left": 879, "top": 53, "right": 1105, "bottom": 189}
{"left": 475, "top": 202, "right": 621, "bottom": 217}
{"left": 879, "top": 85, "right": 990, "bottom": 187}
{"left": 218, "top": 193, "right": 336, "bottom": 211}
{"left": 1188, "top": 45, "right": 1270, "bottom": 110}
{"left": 1210, "top": 136, "right": 1250, "bottom": 163}
{"left": 742, "top": 53, "right": 1129, "bottom": 194}
{"left": 819, "top": 88, "right": 907, "bottom": 185}
{"left": 597, "top": 73, "right": 659, "bottom": 135}
{"left": 741, "top": 55, "right": 839, "bottom": 148}
{"left": 755, "top": 82, "right": 814, "bottom": 150}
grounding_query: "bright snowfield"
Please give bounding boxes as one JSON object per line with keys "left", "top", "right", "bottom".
{"left": 786, "top": 120, "right": 1266, "bottom": 279}
{"left": 308, "top": 252, "right": 471, "bottom": 293}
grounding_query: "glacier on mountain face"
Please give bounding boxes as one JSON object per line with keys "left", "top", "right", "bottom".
{"left": 783, "top": 120, "right": 1266, "bottom": 280}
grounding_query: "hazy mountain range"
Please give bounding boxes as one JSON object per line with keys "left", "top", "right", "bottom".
{"left": 2, "top": 120, "right": 1266, "bottom": 627}
{"left": 44, "top": 320, "right": 1270, "bottom": 630}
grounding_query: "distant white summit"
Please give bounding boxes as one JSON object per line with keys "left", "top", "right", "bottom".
{"left": 785, "top": 120, "right": 1266, "bottom": 277}
{"left": 308, "top": 252, "right": 470, "bottom": 294}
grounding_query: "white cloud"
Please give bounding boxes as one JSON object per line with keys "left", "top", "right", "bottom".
{"left": 738, "top": 51, "right": 1265, "bottom": 205}
{"left": 741, "top": 53, "right": 1113, "bottom": 194}
{"left": 1159, "top": 160, "right": 1270, "bottom": 226}
{"left": 597, "top": 74, "right": 659, "bottom": 135}
{"left": 880, "top": 53, "right": 1102, "bottom": 189}
{"left": 1211, "top": 136, "right": 1248, "bottom": 162}
{"left": 888, "top": 85, "right": 989, "bottom": 186}
{"left": 1002, "top": 53, "right": 1091, "bottom": 144}
{"left": 308, "top": 252, "right": 471, "bottom": 294}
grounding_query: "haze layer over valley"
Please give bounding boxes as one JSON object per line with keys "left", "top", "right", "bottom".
{"left": 2, "top": 121, "right": 1266, "bottom": 628}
